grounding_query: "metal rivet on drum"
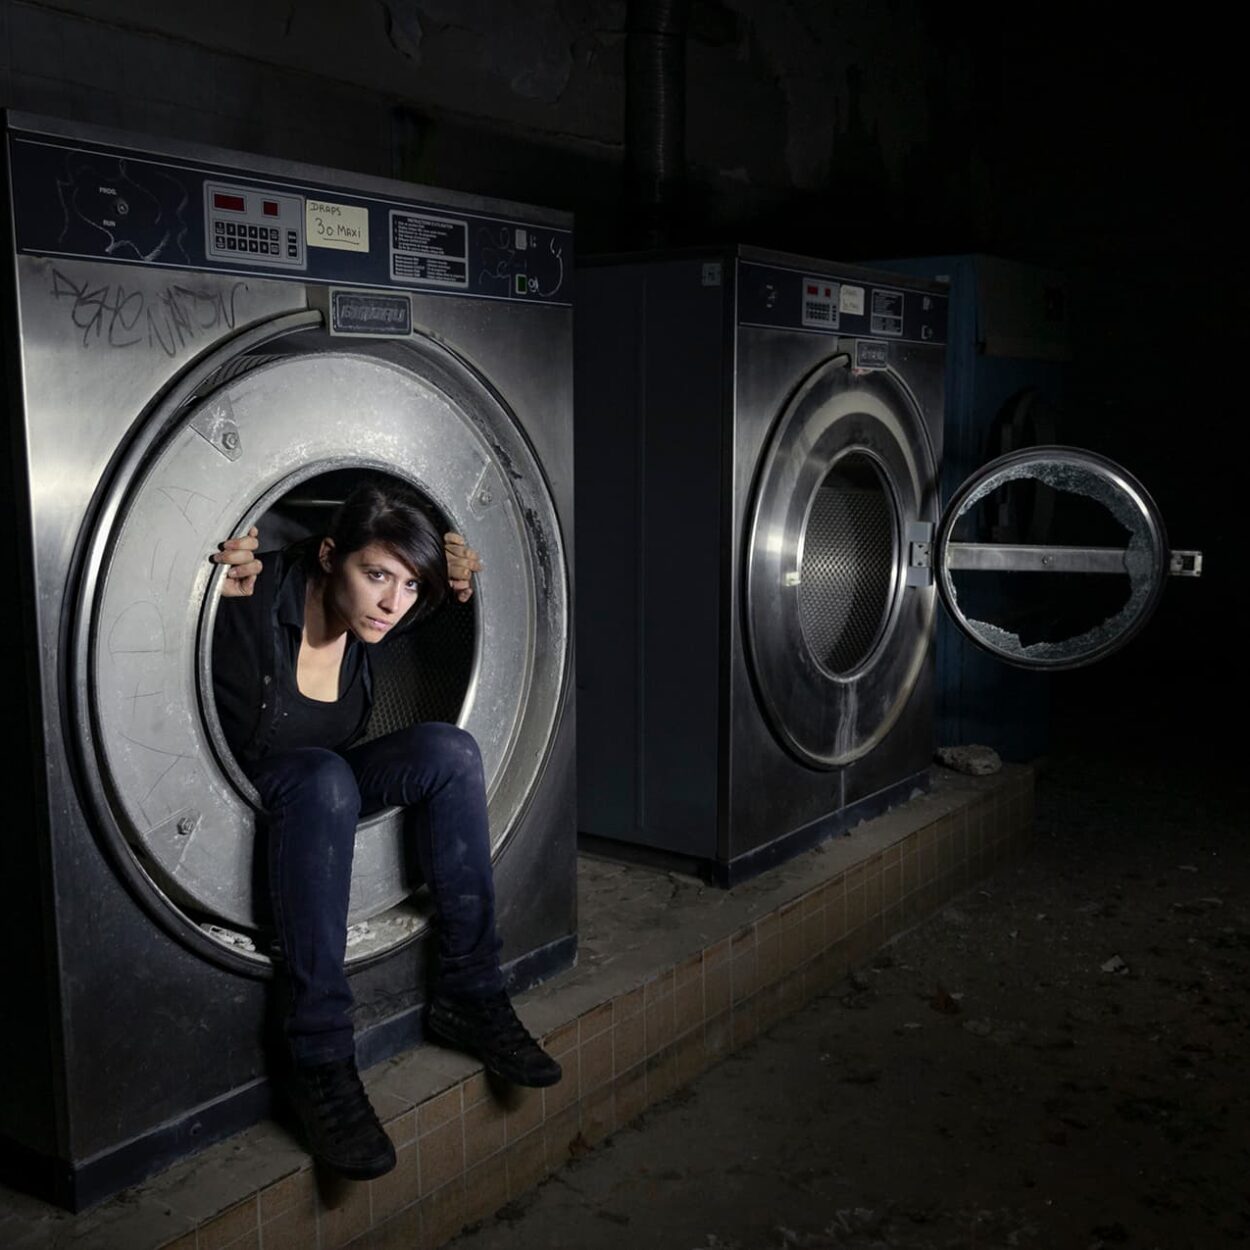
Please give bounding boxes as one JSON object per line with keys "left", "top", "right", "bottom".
{"left": 176, "top": 814, "right": 199, "bottom": 836}
{"left": 478, "top": 490, "right": 492, "bottom": 505}
{"left": 222, "top": 431, "right": 240, "bottom": 451}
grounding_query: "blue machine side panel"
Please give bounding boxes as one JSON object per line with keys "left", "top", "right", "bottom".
{"left": 7, "top": 131, "right": 571, "bottom": 305}
{"left": 873, "top": 255, "right": 1060, "bottom": 762}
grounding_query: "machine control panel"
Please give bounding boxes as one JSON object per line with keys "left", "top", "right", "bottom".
{"left": 739, "top": 260, "right": 947, "bottom": 347}
{"left": 6, "top": 130, "right": 572, "bottom": 307}
{"left": 204, "top": 182, "right": 305, "bottom": 269}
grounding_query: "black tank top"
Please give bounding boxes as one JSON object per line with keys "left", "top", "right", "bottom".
{"left": 265, "top": 645, "right": 370, "bottom": 755}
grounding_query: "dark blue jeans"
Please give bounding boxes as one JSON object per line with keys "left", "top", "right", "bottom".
{"left": 247, "top": 723, "right": 504, "bottom": 1065}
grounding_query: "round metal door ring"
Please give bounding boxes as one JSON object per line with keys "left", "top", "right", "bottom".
{"left": 746, "top": 358, "right": 939, "bottom": 768}
{"left": 934, "top": 446, "right": 1170, "bottom": 669}
{"left": 76, "top": 331, "right": 568, "bottom": 970}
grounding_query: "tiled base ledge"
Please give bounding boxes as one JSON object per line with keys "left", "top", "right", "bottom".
{"left": 3, "top": 766, "right": 1033, "bottom": 1250}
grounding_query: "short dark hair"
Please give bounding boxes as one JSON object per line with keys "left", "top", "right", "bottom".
{"left": 314, "top": 477, "right": 449, "bottom": 622}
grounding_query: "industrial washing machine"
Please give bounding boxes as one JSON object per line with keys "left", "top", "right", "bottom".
{"left": 0, "top": 112, "right": 576, "bottom": 1209}
{"left": 574, "top": 247, "right": 1199, "bottom": 883}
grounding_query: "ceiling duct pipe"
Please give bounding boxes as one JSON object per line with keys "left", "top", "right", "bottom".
{"left": 624, "top": 0, "right": 691, "bottom": 248}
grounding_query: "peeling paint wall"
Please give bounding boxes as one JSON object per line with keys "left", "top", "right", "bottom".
{"left": 0, "top": 0, "right": 964, "bottom": 251}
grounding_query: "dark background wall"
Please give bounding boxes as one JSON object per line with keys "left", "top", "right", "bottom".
{"left": 2, "top": 0, "right": 1239, "bottom": 743}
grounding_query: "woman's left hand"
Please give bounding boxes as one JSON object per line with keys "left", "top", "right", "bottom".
{"left": 445, "top": 533, "right": 482, "bottom": 603}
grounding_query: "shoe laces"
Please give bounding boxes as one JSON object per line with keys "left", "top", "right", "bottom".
{"left": 304, "top": 1060, "right": 375, "bottom": 1136}
{"left": 476, "top": 993, "right": 537, "bottom": 1052}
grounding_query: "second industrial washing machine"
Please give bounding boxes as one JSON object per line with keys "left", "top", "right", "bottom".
{"left": 574, "top": 247, "right": 1199, "bottom": 883}
{"left": 1, "top": 112, "right": 576, "bottom": 1208}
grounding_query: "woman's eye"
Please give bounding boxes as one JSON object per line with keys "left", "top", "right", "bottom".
{"left": 367, "top": 570, "right": 385, "bottom": 581}
{"left": 406, "top": 581, "right": 420, "bottom": 594}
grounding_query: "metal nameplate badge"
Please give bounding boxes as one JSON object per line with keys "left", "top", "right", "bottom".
{"left": 329, "top": 289, "right": 413, "bottom": 337}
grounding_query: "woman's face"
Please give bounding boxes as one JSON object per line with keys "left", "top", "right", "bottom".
{"left": 320, "top": 539, "right": 421, "bottom": 642}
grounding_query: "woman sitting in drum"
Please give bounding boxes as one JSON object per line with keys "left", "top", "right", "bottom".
{"left": 210, "top": 479, "right": 559, "bottom": 1181}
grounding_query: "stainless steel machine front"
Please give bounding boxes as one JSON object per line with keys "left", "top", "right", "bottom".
{"left": 1, "top": 112, "right": 576, "bottom": 1209}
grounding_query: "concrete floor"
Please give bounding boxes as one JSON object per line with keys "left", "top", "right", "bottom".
{"left": 446, "top": 709, "right": 1249, "bottom": 1250}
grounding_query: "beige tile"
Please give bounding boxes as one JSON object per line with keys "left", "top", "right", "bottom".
{"left": 613, "top": 1006, "right": 646, "bottom": 1075}
{"left": 674, "top": 951, "right": 702, "bottom": 991}
{"left": 218, "top": 1232, "right": 259, "bottom": 1250}
{"left": 755, "top": 925, "right": 781, "bottom": 989}
{"left": 864, "top": 865, "right": 882, "bottom": 923}
{"left": 645, "top": 984, "right": 675, "bottom": 1055}
{"left": 732, "top": 932, "right": 758, "bottom": 1004}
{"left": 673, "top": 1026, "right": 706, "bottom": 1085}
{"left": 614, "top": 984, "right": 645, "bottom": 1021}
{"left": 462, "top": 1090, "right": 507, "bottom": 1169}
{"left": 383, "top": 1109, "right": 417, "bottom": 1150}
{"left": 504, "top": 1084, "right": 544, "bottom": 1143}
{"left": 505, "top": 1128, "right": 547, "bottom": 1199}
{"left": 732, "top": 997, "right": 758, "bottom": 1049}
{"left": 372, "top": 1202, "right": 421, "bottom": 1250}
{"left": 371, "top": 1138, "right": 422, "bottom": 1224}
{"left": 260, "top": 1169, "right": 316, "bottom": 1223}
{"left": 826, "top": 888, "right": 847, "bottom": 945}
{"left": 802, "top": 906, "right": 824, "bottom": 961}
{"left": 781, "top": 918, "right": 806, "bottom": 975}
{"left": 543, "top": 1105, "right": 582, "bottom": 1170}
{"left": 417, "top": 1087, "right": 462, "bottom": 1137}
{"left": 419, "top": 1178, "right": 466, "bottom": 1250}
{"left": 159, "top": 1236, "right": 197, "bottom": 1250}
{"left": 460, "top": 1072, "right": 490, "bottom": 1109}
{"left": 705, "top": 1010, "right": 733, "bottom": 1064}
{"left": 646, "top": 1046, "right": 678, "bottom": 1104}
{"left": 881, "top": 862, "right": 901, "bottom": 911}
{"left": 579, "top": 1025, "right": 614, "bottom": 1093}
{"left": 541, "top": 1019, "right": 579, "bottom": 1059}
{"left": 543, "top": 1054, "right": 580, "bottom": 1118}
{"left": 901, "top": 846, "right": 919, "bottom": 896}
{"left": 673, "top": 975, "right": 703, "bottom": 1037}
{"left": 581, "top": 1081, "right": 616, "bottom": 1146}
{"left": 778, "top": 970, "right": 805, "bottom": 1017}
{"left": 881, "top": 902, "right": 903, "bottom": 940}
{"left": 704, "top": 944, "right": 732, "bottom": 1017}
{"left": 318, "top": 1180, "right": 371, "bottom": 1250}
{"left": 579, "top": 999, "right": 614, "bottom": 1041}
{"left": 757, "top": 981, "right": 785, "bottom": 1033}
{"left": 419, "top": 1118, "right": 465, "bottom": 1197}
{"left": 199, "top": 1198, "right": 258, "bottom": 1250}
{"left": 614, "top": 1064, "right": 648, "bottom": 1126}
{"left": 259, "top": 1201, "right": 320, "bottom": 1250}
{"left": 462, "top": 1153, "right": 508, "bottom": 1229}
{"left": 843, "top": 863, "right": 865, "bottom": 896}
{"left": 845, "top": 884, "right": 866, "bottom": 934}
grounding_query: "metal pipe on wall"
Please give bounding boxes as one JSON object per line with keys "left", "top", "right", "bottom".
{"left": 625, "top": 0, "right": 691, "bottom": 248}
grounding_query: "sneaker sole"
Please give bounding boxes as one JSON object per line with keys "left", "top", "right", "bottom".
{"left": 426, "top": 1019, "right": 563, "bottom": 1088}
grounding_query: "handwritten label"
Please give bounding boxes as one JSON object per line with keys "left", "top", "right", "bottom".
{"left": 306, "top": 200, "right": 370, "bottom": 253}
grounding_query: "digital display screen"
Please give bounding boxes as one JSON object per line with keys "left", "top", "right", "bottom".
{"left": 213, "top": 192, "right": 246, "bottom": 212}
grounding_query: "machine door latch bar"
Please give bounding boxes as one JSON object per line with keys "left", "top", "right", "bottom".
{"left": 905, "top": 521, "right": 933, "bottom": 587}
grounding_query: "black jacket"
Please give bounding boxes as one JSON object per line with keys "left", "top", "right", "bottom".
{"left": 211, "top": 548, "right": 372, "bottom": 763}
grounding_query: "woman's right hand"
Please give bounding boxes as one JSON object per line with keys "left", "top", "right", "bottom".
{"left": 212, "top": 526, "right": 263, "bottom": 597}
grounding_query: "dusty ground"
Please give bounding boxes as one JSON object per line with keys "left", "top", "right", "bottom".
{"left": 450, "top": 703, "right": 1249, "bottom": 1250}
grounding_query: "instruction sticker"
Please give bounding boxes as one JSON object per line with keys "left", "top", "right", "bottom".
{"left": 839, "top": 284, "right": 865, "bottom": 316}
{"left": 390, "top": 210, "right": 469, "bottom": 287}
{"left": 306, "top": 200, "right": 370, "bottom": 253}
{"left": 870, "top": 288, "right": 905, "bottom": 336}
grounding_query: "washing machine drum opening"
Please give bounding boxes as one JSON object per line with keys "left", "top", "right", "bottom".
{"left": 798, "top": 454, "right": 895, "bottom": 676}
{"left": 80, "top": 335, "right": 569, "bottom": 967}
{"left": 746, "top": 362, "right": 936, "bottom": 770}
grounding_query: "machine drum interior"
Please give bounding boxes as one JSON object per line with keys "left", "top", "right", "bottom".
{"left": 798, "top": 452, "right": 895, "bottom": 675}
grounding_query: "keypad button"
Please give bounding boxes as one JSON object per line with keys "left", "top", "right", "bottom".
{"left": 214, "top": 236, "right": 225, "bottom": 249}
{"left": 214, "top": 220, "right": 224, "bottom": 233}
{"left": 248, "top": 239, "right": 258, "bottom": 252}
{"left": 287, "top": 245, "right": 298, "bottom": 257}
{"left": 247, "top": 225, "right": 258, "bottom": 238}
{"left": 225, "top": 222, "right": 235, "bottom": 235}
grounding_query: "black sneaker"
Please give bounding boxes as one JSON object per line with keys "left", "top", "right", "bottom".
{"left": 283, "top": 1056, "right": 397, "bottom": 1180}
{"left": 426, "top": 990, "right": 563, "bottom": 1087}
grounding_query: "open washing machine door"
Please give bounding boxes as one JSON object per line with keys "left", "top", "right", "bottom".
{"left": 925, "top": 446, "right": 1202, "bottom": 669}
{"left": 744, "top": 353, "right": 939, "bottom": 770}
{"left": 72, "top": 315, "right": 569, "bottom": 970}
